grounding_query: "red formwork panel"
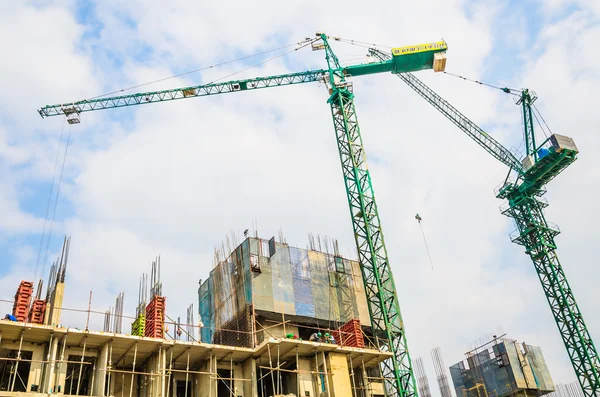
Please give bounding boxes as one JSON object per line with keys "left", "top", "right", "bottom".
{"left": 334, "top": 319, "right": 365, "bottom": 348}
{"left": 145, "top": 296, "right": 166, "bottom": 338}
{"left": 12, "top": 281, "right": 34, "bottom": 322}
{"left": 29, "top": 299, "right": 46, "bottom": 324}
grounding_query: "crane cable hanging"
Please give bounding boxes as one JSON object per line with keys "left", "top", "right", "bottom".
{"left": 443, "top": 72, "right": 555, "bottom": 142}
{"left": 204, "top": 38, "right": 318, "bottom": 86}
{"left": 442, "top": 71, "right": 522, "bottom": 95}
{"left": 83, "top": 38, "right": 319, "bottom": 102}
{"left": 41, "top": 124, "right": 74, "bottom": 281}
{"left": 34, "top": 116, "right": 67, "bottom": 283}
{"left": 374, "top": 78, "right": 436, "bottom": 271}
{"left": 415, "top": 214, "right": 434, "bottom": 270}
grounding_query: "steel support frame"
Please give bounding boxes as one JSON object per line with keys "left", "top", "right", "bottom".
{"left": 503, "top": 192, "right": 600, "bottom": 396}
{"left": 397, "top": 72, "right": 523, "bottom": 172}
{"left": 38, "top": 70, "right": 326, "bottom": 118}
{"left": 328, "top": 86, "right": 416, "bottom": 397}
{"left": 519, "top": 89, "right": 537, "bottom": 158}
{"left": 366, "top": 48, "right": 522, "bottom": 173}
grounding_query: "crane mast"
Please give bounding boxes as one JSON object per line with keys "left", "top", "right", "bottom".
{"left": 371, "top": 48, "right": 600, "bottom": 395}
{"left": 518, "top": 88, "right": 538, "bottom": 158}
{"left": 496, "top": 91, "right": 600, "bottom": 396}
{"left": 320, "top": 33, "right": 417, "bottom": 397}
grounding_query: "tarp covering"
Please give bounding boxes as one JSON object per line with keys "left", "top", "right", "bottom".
{"left": 449, "top": 339, "right": 554, "bottom": 397}
{"left": 198, "top": 237, "right": 371, "bottom": 344}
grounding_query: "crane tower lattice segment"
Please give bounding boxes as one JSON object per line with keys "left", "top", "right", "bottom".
{"left": 499, "top": 190, "right": 600, "bottom": 396}
{"left": 322, "top": 34, "right": 417, "bottom": 397}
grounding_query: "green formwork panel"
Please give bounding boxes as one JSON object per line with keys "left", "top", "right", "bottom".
{"left": 131, "top": 314, "right": 145, "bottom": 336}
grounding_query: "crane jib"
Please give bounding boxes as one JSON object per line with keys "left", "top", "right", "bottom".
{"left": 37, "top": 44, "right": 449, "bottom": 119}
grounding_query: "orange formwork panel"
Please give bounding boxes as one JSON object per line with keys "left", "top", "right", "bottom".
{"left": 145, "top": 296, "right": 166, "bottom": 339}
{"left": 333, "top": 319, "right": 365, "bottom": 348}
{"left": 12, "top": 281, "right": 34, "bottom": 322}
{"left": 28, "top": 299, "right": 46, "bottom": 325}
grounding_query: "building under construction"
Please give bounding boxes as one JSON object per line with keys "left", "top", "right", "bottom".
{"left": 449, "top": 335, "right": 555, "bottom": 397}
{"left": 0, "top": 235, "right": 391, "bottom": 397}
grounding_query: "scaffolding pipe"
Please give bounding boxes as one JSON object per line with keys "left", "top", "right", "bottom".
{"left": 69, "top": 364, "right": 75, "bottom": 395}
{"left": 260, "top": 366, "right": 264, "bottom": 397}
{"left": 348, "top": 355, "right": 358, "bottom": 397}
{"left": 230, "top": 353, "right": 234, "bottom": 397}
{"left": 75, "top": 337, "right": 87, "bottom": 395}
{"left": 296, "top": 347, "right": 300, "bottom": 397}
{"left": 0, "top": 357, "right": 92, "bottom": 365}
{"left": 107, "top": 340, "right": 113, "bottom": 396}
{"left": 9, "top": 330, "right": 25, "bottom": 392}
{"left": 267, "top": 343, "right": 276, "bottom": 395}
{"left": 314, "top": 351, "right": 319, "bottom": 395}
{"left": 322, "top": 351, "right": 331, "bottom": 396}
{"left": 39, "top": 332, "right": 52, "bottom": 392}
{"left": 213, "top": 354, "right": 218, "bottom": 397}
{"left": 186, "top": 349, "right": 191, "bottom": 397}
{"left": 166, "top": 347, "right": 174, "bottom": 397}
{"left": 257, "top": 366, "right": 330, "bottom": 376}
{"left": 129, "top": 343, "right": 138, "bottom": 397}
{"left": 90, "top": 352, "right": 96, "bottom": 397}
{"left": 277, "top": 344, "right": 282, "bottom": 395}
{"left": 362, "top": 356, "right": 370, "bottom": 397}
{"left": 161, "top": 347, "right": 167, "bottom": 397}
{"left": 209, "top": 354, "right": 213, "bottom": 397}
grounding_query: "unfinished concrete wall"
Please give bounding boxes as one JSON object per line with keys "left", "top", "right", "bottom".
{"left": 298, "top": 358, "right": 316, "bottom": 397}
{"left": 196, "top": 356, "right": 216, "bottom": 397}
{"left": 242, "top": 357, "right": 257, "bottom": 397}
{"left": 326, "top": 353, "right": 352, "bottom": 397}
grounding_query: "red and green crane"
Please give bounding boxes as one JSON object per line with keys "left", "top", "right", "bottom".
{"left": 38, "top": 33, "right": 599, "bottom": 396}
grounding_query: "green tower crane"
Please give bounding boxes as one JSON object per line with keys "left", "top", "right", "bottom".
{"left": 39, "top": 33, "right": 451, "bottom": 397}
{"left": 368, "top": 48, "right": 599, "bottom": 396}
{"left": 38, "top": 33, "right": 599, "bottom": 396}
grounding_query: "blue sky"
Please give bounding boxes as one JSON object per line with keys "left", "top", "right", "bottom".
{"left": 1, "top": 0, "right": 599, "bottom": 395}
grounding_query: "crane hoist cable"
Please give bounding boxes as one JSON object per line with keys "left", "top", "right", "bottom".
{"left": 532, "top": 104, "right": 553, "bottom": 139}
{"left": 442, "top": 71, "right": 522, "bottom": 95}
{"left": 83, "top": 38, "right": 318, "bottom": 102}
{"left": 41, "top": 124, "right": 74, "bottom": 280}
{"left": 337, "top": 37, "right": 394, "bottom": 49}
{"left": 532, "top": 103, "right": 553, "bottom": 135}
{"left": 415, "top": 214, "right": 434, "bottom": 270}
{"left": 373, "top": 78, "right": 436, "bottom": 272}
{"left": 34, "top": 117, "right": 67, "bottom": 283}
{"left": 443, "top": 71, "right": 556, "bottom": 142}
{"left": 205, "top": 39, "right": 317, "bottom": 86}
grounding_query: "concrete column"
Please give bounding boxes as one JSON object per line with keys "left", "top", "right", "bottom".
{"left": 94, "top": 342, "right": 110, "bottom": 396}
{"left": 50, "top": 283, "right": 65, "bottom": 326}
{"left": 45, "top": 335, "right": 60, "bottom": 393}
{"left": 28, "top": 345, "right": 45, "bottom": 391}
{"left": 242, "top": 357, "right": 258, "bottom": 397}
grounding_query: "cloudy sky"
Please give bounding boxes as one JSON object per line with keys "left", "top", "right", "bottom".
{"left": 1, "top": 0, "right": 598, "bottom": 393}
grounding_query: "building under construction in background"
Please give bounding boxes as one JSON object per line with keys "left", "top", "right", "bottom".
{"left": 449, "top": 335, "right": 555, "bottom": 397}
{"left": 0, "top": 234, "right": 393, "bottom": 397}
